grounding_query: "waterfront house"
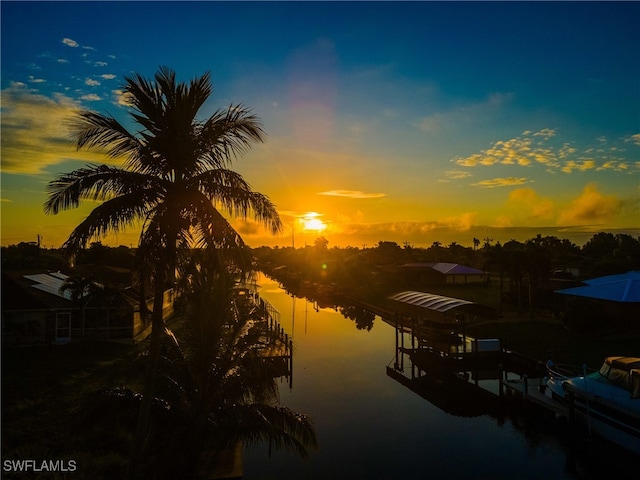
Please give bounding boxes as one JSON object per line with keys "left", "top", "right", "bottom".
{"left": 1, "top": 269, "right": 174, "bottom": 344}
{"left": 396, "top": 262, "right": 487, "bottom": 286}
{"left": 555, "top": 271, "right": 640, "bottom": 330}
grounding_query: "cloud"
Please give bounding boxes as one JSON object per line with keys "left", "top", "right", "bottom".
{"left": 471, "top": 177, "right": 528, "bottom": 188}
{"left": 62, "top": 38, "right": 78, "bottom": 48}
{"left": 79, "top": 93, "right": 101, "bottom": 101}
{"left": 417, "top": 92, "right": 513, "bottom": 135}
{"left": 628, "top": 133, "right": 640, "bottom": 146}
{"left": 112, "top": 89, "right": 133, "bottom": 106}
{"left": 234, "top": 219, "right": 262, "bottom": 236}
{"left": 94, "top": 61, "right": 108, "bottom": 67}
{"left": 318, "top": 190, "right": 386, "bottom": 199}
{"left": 454, "top": 129, "right": 558, "bottom": 167}
{"left": 533, "top": 128, "right": 556, "bottom": 138}
{"left": 85, "top": 78, "right": 100, "bottom": 86}
{"left": 28, "top": 76, "right": 46, "bottom": 84}
{"left": 0, "top": 84, "right": 114, "bottom": 174}
{"left": 443, "top": 170, "right": 473, "bottom": 180}
{"left": 100, "top": 74, "right": 116, "bottom": 80}
{"left": 561, "top": 159, "right": 596, "bottom": 173}
{"left": 597, "top": 161, "right": 628, "bottom": 172}
{"left": 508, "top": 187, "right": 555, "bottom": 219}
{"left": 416, "top": 93, "right": 513, "bottom": 135}
{"left": 557, "top": 183, "right": 621, "bottom": 225}
{"left": 439, "top": 212, "right": 478, "bottom": 232}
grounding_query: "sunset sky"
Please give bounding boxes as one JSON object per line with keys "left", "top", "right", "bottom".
{"left": 1, "top": 1, "right": 639, "bottom": 249}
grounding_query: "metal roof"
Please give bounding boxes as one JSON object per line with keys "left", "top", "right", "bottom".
{"left": 23, "top": 272, "right": 73, "bottom": 300}
{"left": 388, "top": 291, "right": 475, "bottom": 313}
{"left": 555, "top": 271, "right": 640, "bottom": 303}
{"left": 400, "top": 263, "right": 484, "bottom": 275}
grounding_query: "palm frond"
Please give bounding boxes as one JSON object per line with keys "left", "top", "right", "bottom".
{"left": 198, "top": 104, "right": 266, "bottom": 169}
{"left": 60, "top": 193, "right": 153, "bottom": 252}
{"left": 68, "top": 110, "right": 141, "bottom": 159}
{"left": 44, "top": 165, "right": 162, "bottom": 215}
{"left": 123, "top": 72, "right": 165, "bottom": 131}
{"left": 193, "top": 169, "right": 282, "bottom": 234}
{"left": 214, "top": 404, "right": 318, "bottom": 457}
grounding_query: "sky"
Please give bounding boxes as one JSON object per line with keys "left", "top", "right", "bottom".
{"left": 1, "top": 1, "right": 639, "bottom": 250}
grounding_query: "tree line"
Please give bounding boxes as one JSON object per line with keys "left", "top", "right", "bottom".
{"left": 253, "top": 232, "right": 640, "bottom": 285}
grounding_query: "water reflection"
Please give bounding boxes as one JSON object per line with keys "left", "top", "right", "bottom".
{"left": 244, "top": 275, "right": 637, "bottom": 479}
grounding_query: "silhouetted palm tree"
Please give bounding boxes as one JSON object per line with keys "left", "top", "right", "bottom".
{"left": 139, "top": 254, "right": 316, "bottom": 477}
{"left": 44, "top": 66, "right": 281, "bottom": 457}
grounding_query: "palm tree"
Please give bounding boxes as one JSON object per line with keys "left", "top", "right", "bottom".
{"left": 44, "top": 66, "right": 282, "bottom": 455}
{"left": 128, "top": 253, "right": 317, "bottom": 478}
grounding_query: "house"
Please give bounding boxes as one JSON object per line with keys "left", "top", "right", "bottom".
{"left": 555, "top": 271, "right": 640, "bottom": 330}
{"left": 396, "top": 262, "right": 487, "bottom": 286}
{"left": 1, "top": 269, "right": 175, "bottom": 345}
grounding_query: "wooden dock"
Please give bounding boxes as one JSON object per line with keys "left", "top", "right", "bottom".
{"left": 501, "top": 377, "right": 569, "bottom": 418}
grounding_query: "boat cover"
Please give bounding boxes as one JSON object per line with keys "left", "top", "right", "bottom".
{"left": 599, "top": 356, "right": 640, "bottom": 399}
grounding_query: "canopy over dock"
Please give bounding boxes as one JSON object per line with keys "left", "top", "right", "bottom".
{"left": 387, "top": 290, "right": 496, "bottom": 323}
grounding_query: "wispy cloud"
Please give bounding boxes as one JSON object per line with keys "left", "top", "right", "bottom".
{"left": 455, "top": 129, "right": 558, "bottom": 167}
{"left": 471, "top": 177, "right": 528, "bottom": 188}
{"left": 443, "top": 170, "right": 473, "bottom": 180}
{"left": 453, "top": 129, "right": 639, "bottom": 177}
{"left": 417, "top": 92, "right": 513, "bottom": 134}
{"left": 100, "top": 74, "right": 116, "bottom": 80}
{"left": 508, "top": 187, "right": 555, "bottom": 220}
{"left": 0, "top": 84, "right": 114, "bottom": 174}
{"left": 61, "top": 38, "right": 78, "bottom": 48}
{"left": 84, "top": 78, "right": 100, "bottom": 86}
{"left": 80, "top": 93, "right": 101, "bottom": 101}
{"left": 318, "top": 189, "right": 386, "bottom": 199}
{"left": 28, "top": 76, "right": 46, "bottom": 83}
{"left": 597, "top": 161, "right": 629, "bottom": 172}
{"left": 557, "top": 183, "right": 621, "bottom": 225}
{"left": 561, "top": 159, "right": 596, "bottom": 173}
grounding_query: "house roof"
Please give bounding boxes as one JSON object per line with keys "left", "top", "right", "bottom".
{"left": 400, "top": 263, "right": 484, "bottom": 275}
{"left": 555, "top": 271, "right": 640, "bottom": 303}
{"left": 1, "top": 271, "right": 73, "bottom": 310}
{"left": 23, "top": 272, "right": 74, "bottom": 300}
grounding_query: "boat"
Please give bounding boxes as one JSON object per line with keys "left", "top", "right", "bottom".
{"left": 545, "top": 362, "right": 593, "bottom": 400}
{"left": 548, "top": 356, "right": 640, "bottom": 455}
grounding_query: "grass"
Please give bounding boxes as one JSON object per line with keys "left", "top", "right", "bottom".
{"left": 1, "top": 340, "right": 140, "bottom": 478}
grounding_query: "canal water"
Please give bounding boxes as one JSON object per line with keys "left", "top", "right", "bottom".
{"left": 243, "top": 275, "right": 636, "bottom": 479}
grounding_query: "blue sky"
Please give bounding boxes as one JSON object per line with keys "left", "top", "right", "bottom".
{"left": 1, "top": 1, "right": 639, "bottom": 248}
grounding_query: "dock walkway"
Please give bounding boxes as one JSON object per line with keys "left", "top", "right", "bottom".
{"left": 501, "top": 377, "right": 569, "bottom": 417}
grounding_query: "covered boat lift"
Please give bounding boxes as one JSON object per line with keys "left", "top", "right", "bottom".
{"left": 387, "top": 290, "right": 496, "bottom": 327}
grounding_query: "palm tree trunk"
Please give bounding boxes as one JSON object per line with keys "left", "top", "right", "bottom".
{"left": 130, "top": 275, "right": 166, "bottom": 474}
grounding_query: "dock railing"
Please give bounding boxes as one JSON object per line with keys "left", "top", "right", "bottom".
{"left": 255, "top": 296, "right": 294, "bottom": 387}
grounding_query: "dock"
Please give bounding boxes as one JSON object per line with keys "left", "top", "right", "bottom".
{"left": 500, "top": 376, "right": 569, "bottom": 417}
